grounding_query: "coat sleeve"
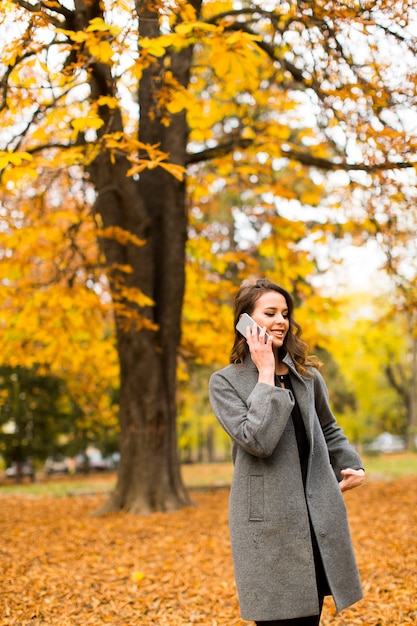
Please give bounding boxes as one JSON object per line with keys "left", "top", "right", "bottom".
{"left": 312, "top": 369, "right": 364, "bottom": 481}
{"left": 209, "top": 369, "right": 295, "bottom": 458}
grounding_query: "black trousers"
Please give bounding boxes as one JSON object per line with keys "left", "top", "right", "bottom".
{"left": 255, "top": 594, "right": 324, "bottom": 626}
{"left": 255, "top": 618, "right": 319, "bottom": 626}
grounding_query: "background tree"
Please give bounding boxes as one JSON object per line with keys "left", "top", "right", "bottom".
{"left": 0, "top": 366, "right": 73, "bottom": 480}
{"left": 0, "top": 0, "right": 416, "bottom": 512}
{"left": 326, "top": 291, "right": 415, "bottom": 446}
{"left": 0, "top": 168, "right": 120, "bottom": 460}
{"left": 372, "top": 196, "right": 417, "bottom": 451}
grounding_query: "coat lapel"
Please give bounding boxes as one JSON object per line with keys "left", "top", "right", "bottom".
{"left": 283, "top": 354, "right": 315, "bottom": 446}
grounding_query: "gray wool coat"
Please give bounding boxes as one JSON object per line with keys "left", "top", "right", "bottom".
{"left": 209, "top": 354, "right": 364, "bottom": 622}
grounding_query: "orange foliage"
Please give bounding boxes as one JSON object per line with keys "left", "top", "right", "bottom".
{"left": 0, "top": 168, "right": 119, "bottom": 429}
{"left": 2, "top": 0, "right": 416, "bottom": 377}
{"left": 1, "top": 478, "right": 416, "bottom": 625}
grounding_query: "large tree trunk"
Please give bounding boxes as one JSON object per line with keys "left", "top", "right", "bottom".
{"left": 90, "top": 148, "right": 192, "bottom": 514}
{"left": 79, "top": 0, "right": 201, "bottom": 513}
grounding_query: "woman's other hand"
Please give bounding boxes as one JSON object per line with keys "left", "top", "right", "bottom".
{"left": 339, "top": 468, "right": 365, "bottom": 492}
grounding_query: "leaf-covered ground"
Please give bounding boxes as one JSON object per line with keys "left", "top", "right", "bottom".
{"left": 1, "top": 477, "right": 416, "bottom": 625}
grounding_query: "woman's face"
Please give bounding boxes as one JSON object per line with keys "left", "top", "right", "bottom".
{"left": 250, "top": 291, "right": 290, "bottom": 349}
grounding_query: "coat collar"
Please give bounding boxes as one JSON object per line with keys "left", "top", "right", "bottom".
{"left": 244, "top": 352, "right": 306, "bottom": 385}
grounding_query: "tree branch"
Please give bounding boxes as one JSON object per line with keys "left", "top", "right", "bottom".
{"left": 385, "top": 363, "right": 410, "bottom": 407}
{"left": 12, "top": 0, "right": 69, "bottom": 27}
{"left": 280, "top": 147, "right": 415, "bottom": 173}
{"left": 185, "top": 137, "right": 253, "bottom": 164}
{"left": 186, "top": 135, "right": 414, "bottom": 174}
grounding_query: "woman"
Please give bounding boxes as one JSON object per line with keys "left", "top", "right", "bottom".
{"left": 209, "top": 278, "right": 365, "bottom": 626}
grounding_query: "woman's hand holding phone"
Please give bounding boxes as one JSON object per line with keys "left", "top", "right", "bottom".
{"left": 237, "top": 315, "right": 275, "bottom": 385}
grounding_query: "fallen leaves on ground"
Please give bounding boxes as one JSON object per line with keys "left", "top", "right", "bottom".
{"left": 1, "top": 478, "right": 416, "bottom": 625}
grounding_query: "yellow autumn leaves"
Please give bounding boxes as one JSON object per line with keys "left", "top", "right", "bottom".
{"left": 58, "top": 17, "right": 122, "bottom": 64}
{"left": 0, "top": 151, "right": 33, "bottom": 169}
{"left": 0, "top": 169, "right": 119, "bottom": 430}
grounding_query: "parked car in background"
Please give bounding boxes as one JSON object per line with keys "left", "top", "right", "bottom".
{"left": 74, "top": 449, "right": 118, "bottom": 473}
{"left": 5, "top": 460, "right": 35, "bottom": 480}
{"left": 108, "top": 451, "right": 120, "bottom": 469}
{"left": 44, "top": 454, "right": 70, "bottom": 474}
{"left": 85, "top": 452, "right": 109, "bottom": 471}
{"left": 365, "top": 432, "right": 405, "bottom": 454}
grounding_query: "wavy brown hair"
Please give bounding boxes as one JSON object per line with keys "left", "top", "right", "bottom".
{"left": 230, "top": 278, "right": 321, "bottom": 375}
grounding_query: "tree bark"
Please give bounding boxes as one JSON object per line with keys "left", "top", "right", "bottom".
{"left": 84, "top": 0, "right": 202, "bottom": 513}
{"left": 407, "top": 331, "right": 417, "bottom": 451}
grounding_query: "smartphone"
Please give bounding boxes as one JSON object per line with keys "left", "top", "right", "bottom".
{"left": 236, "top": 313, "right": 270, "bottom": 342}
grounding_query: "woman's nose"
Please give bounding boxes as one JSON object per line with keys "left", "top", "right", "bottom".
{"left": 275, "top": 313, "right": 286, "bottom": 323}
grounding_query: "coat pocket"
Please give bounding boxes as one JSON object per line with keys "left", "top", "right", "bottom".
{"left": 248, "top": 474, "right": 264, "bottom": 521}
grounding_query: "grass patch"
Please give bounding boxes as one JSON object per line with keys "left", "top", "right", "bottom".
{"left": 181, "top": 461, "right": 234, "bottom": 488}
{"left": 361, "top": 451, "right": 417, "bottom": 480}
{"left": 1, "top": 454, "right": 416, "bottom": 497}
{"left": 0, "top": 474, "right": 115, "bottom": 497}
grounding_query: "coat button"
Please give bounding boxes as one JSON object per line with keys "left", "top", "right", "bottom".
{"left": 308, "top": 492, "right": 313, "bottom": 498}
{"left": 320, "top": 530, "right": 326, "bottom": 537}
